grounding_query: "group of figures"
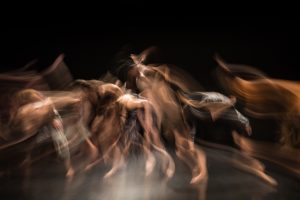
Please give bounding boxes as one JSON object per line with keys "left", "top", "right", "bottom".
{"left": 0, "top": 47, "right": 299, "bottom": 188}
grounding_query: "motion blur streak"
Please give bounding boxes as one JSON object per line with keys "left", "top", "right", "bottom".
{"left": 1, "top": 48, "right": 300, "bottom": 200}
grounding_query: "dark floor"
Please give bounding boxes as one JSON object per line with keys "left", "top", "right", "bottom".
{"left": 1, "top": 144, "right": 300, "bottom": 200}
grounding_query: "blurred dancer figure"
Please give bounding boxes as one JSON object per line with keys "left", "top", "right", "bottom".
{"left": 7, "top": 89, "right": 79, "bottom": 177}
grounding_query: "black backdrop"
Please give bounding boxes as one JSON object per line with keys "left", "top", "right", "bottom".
{"left": 1, "top": 16, "right": 299, "bottom": 89}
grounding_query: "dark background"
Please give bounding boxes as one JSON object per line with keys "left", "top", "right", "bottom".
{"left": 0, "top": 15, "right": 299, "bottom": 91}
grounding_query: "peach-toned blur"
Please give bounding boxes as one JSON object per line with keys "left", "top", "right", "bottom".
{"left": 0, "top": 48, "right": 299, "bottom": 199}
{"left": 216, "top": 57, "right": 300, "bottom": 179}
